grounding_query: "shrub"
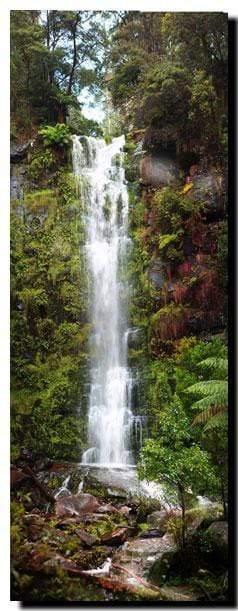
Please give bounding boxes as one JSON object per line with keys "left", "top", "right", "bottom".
{"left": 39, "top": 124, "right": 71, "bottom": 147}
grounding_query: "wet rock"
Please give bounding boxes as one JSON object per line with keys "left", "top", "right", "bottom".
{"left": 160, "top": 584, "right": 199, "bottom": 602}
{"left": 34, "top": 457, "right": 52, "bottom": 472}
{"left": 97, "top": 503, "right": 120, "bottom": 514}
{"left": 101, "top": 527, "right": 130, "bottom": 546}
{"left": 186, "top": 504, "right": 224, "bottom": 534}
{"left": 49, "top": 461, "right": 74, "bottom": 474}
{"left": 10, "top": 466, "right": 29, "bottom": 488}
{"left": 139, "top": 529, "right": 164, "bottom": 539}
{"left": 55, "top": 493, "right": 100, "bottom": 518}
{"left": 119, "top": 505, "right": 131, "bottom": 516}
{"left": 149, "top": 260, "right": 166, "bottom": 289}
{"left": 146, "top": 509, "right": 178, "bottom": 533}
{"left": 57, "top": 516, "right": 86, "bottom": 527}
{"left": 10, "top": 165, "right": 27, "bottom": 199}
{"left": 114, "top": 532, "right": 176, "bottom": 579}
{"left": 76, "top": 529, "right": 99, "bottom": 547}
{"left": 11, "top": 141, "right": 31, "bottom": 163}
{"left": 205, "top": 521, "right": 228, "bottom": 549}
{"left": 86, "top": 572, "right": 164, "bottom": 600}
{"left": 24, "top": 514, "right": 45, "bottom": 541}
{"left": 140, "top": 155, "right": 178, "bottom": 187}
{"left": 27, "top": 547, "right": 83, "bottom": 575}
{"left": 56, "top": 514, "right": 109, "bottom": 528}
{"left": 107, "top": 487, "right": 128, "bottom": 500}
{"left": 149, "top": 550, "right": 178, "bottom": 585}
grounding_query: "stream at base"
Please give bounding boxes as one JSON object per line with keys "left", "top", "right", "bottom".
{"left": 78, "top": 463, "right": 166, "bottom": 502}
{"left": 54, "top": 463, "right": 213, "bottom": 511}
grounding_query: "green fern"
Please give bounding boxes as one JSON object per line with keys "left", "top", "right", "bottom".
{"left": 186, "top": 379, "right": 228, "bottom": 397}
{"left": 189, "top": 394, "right": 227, "bottom": 412}
{"left": 192, "top": 404, "right": 225, "bottom": 426}
{"left": 203, "top": 412, "right": 227, "bottom": 432}
{"left": 198, "top": 357, "right": 228, "bottom": 377}
{"left": 185, "top": 377, "right": 228, "bottom": 426}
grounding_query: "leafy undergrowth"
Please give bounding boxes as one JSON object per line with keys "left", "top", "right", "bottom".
{"left": 11, "top": 461, "right": 229, "bottom": 603}
{"left": 11, "top": 469, "right": 161, "bottom": 602}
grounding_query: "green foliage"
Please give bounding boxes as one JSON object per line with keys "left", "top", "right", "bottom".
{"left": 39, "top": 123, "right": 71, "bottom": 147}
{"left": 24, "top": 189, "right": 56, "bottom": 211}
{"left": 109, "top": 12, "right": 227, "bottom": 156}
{"left": 140, "top": 61, "right": 191, "bottom": 138}
{"left": 151, "top": 304, "right": 188, "bottom": 340}
{"left": 188, "top": 70, "right": 218, "bottom": 139}
{"left": 28, "top": 149, "right": 56, "bottom": 180}
{"left": 158, "top": 233, "right": 178, "bottom": 250}
{"left": 139, "top": 437, "right": 217, "bottom": 513}
{"left": 10, "top": 10, "right": 109, "bottom": 133}
{"left": 139, "top": 389, "right": 218, "bottom": 494}
{"left": 186, "top": 362, "right": 228, "bottom": 429}
{"left": 11, "top": 172, "right": 89, "bottom": 460}
{"left": 183, "top": 349, "right": 228, "bottom": 422}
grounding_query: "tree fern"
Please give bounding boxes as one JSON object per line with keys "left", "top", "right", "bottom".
{"left": 197, "top": 357, "right": 228, "bottom": 377}
{"left": 185, "top": 377, "right": 228, "bottom": 426}
{"left": 202, "top": 412, "right": 227, "bottom": 432}
{"left": 192, "top": 404, "right": 225, "bottom": 426}
{"left": 189, "top": 394, "right": 227, "bottom": 412}
{"left": 186, "top": 379, "right": 228, "bottom": 397}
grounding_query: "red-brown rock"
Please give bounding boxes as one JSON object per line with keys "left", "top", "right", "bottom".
{"left": 101, "top": 527, "right": 129, "bottom": 546}
{"left": 76, "top": 529, "right": 99, "bottom": 547}
{"left": 10, "top": 466, "right": 28, "bottom": 488}
{"left": 55, "top": 493, "right": 100, "bottom": 518}
{"left": 97, "top": 503, "right": 120, "bottom": 514}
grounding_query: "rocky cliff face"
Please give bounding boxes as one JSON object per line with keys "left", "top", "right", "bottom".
{"left": 130, "top": 140, "right": 227, "bottom": 358}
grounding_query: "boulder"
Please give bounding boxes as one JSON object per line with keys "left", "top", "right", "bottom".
{"left": 148, "top": 259, "right": 166, "bottom": 289}
{"left": 107, "top": 487, "right": 128, "bottom": 500}
{"left": 119, "top": 506, "right": 131, "bottom": 517}
{"left": 24, "top": 514, "right": 45, "bottom": 541}
{"left": 55, "top": 493, "right": 100, "bottom": 518}
{"left": 149, "top": 550, "right": 179, "bottom": 586}
{"left": 11, "top": 466, "right": 29, "bottom": 488}
{"left": 186, "top": 504, "right": 224, "bottom": 533}
{"left": 140, "top": 155, "right": 178, "bottom": 187}
{"left": 139, "top": 529, "right": 164, "bottom": 539}
{"left": 97, "top": 503, "right": 120, "bottom": 514}
{"left": 147, "top": 510, "right": 170, "bottom": 532}
{"left": 205, "top": 521, "right": 228, "bottom": 549}
{"left": 10, "top": 141, "right": 31, "bottom": 163}
{"left": 34, "top": 457, "right": 52, "bottom": 472}
{"left": 101, "top": 527, "right": 129, "bottom": 546}
{"left": 76, "top": 529, "right": 99, "bottom": 547}
{"left": 49, "top": 462, "right": 71, "bottom": 473}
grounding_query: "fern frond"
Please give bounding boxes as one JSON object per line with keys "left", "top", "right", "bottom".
{"left": 204, "top": 412, "right": 228, "bottom": 432}
{"left": 191, "top": 394, "right": 228, "bottom": 411}
{"left": 192, "top": 404, "right": 226, "bottom": 426}
{"left": 185, "top": 380, "right": 228, "bottom": 397}
{"left": 197, "top": 357, "right": 228, "bottom": 377}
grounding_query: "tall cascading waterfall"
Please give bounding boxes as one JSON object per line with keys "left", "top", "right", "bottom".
{"left": 72, "top": 135, "right": 138, "bottom": 466}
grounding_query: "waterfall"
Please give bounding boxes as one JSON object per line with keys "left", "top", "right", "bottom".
{"left": 72, "top": 135, "right": 134, "bottom": 466}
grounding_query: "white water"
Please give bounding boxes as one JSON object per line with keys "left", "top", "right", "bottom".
{"left": 72, "top": 135, "right": 135, "bottom": 466}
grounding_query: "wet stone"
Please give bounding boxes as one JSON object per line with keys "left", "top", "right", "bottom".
{"left": 55, "top": 493, "right": 100, "bottom": 518}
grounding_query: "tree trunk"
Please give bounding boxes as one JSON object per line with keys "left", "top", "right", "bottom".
{"left": 67, "top": 18, "right": 79, "bottom": 96}
{"left": 178, "top": 484, "right": 186, "bottom": 550}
